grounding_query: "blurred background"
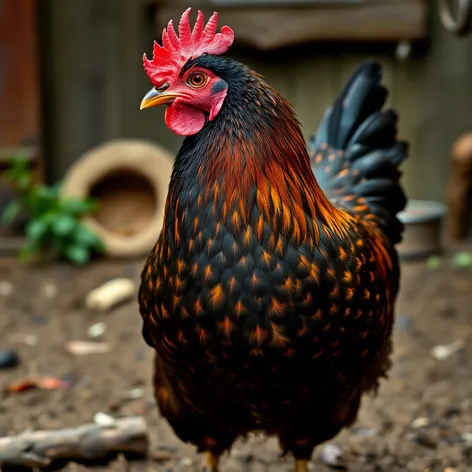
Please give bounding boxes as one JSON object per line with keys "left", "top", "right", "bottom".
{"left": 1, "top": 1, "right": 472, "bottom": 471}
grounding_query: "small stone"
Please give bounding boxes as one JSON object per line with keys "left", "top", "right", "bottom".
{"left": 87, "top": 322, "right": 107, "bottom": 338}
{"left": 320, "top": 443, "right": 346, "bottom": 469}
{"left": 42, "top": 282, "right": 58, "bottom": 299}
{"left": 93, "top": 412, "right": 116, "bottom": 426}
{"left": 397, "top": 315, "right": 414, "bottom": 330}
{"left": 430, "top": 340, "right": 465, "bottom": 361}
{"left": 461, "top": 432, "right": 472, "bottom": 444}
{"left": 179, "top": 457, "right": 193, "bottom": 467}
{"left": 32, "top": 313, "right": 47, "bottom": 324}
{"left": 150, "top": 449, "right": 173, "bottom": 462}
{"left": 411, "top": 417, "right": 430, "bottom": 428}
{"left": 0, "top": 350, "right": 20, "bottom": 369}
{"left": 414, "top": 431, "right": 438, "bottom": 449}
{"left": 0, "top": 280, "right": 13, "bottom": 296}
{"left": 395, "top": 40, "right": 412, "bottom": 61}
{"left": 124, "top": 387, "right": 144, "bottom": 400}
{"left": 135, "top": 349, "right": 147, "bottom": 361}
{"left": 462, "top": 444, "right": 472, "bottom": 463}
{"left": 351, "top": 426, "right": 378, "bottom": 438}
{"left": 444, "top": 407, "right": 461, "bottom": 418}
{"left": 436, "top": 301, "right": 456, "bottom": 318}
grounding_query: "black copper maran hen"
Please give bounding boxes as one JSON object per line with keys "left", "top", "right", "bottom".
{"left": 138, "top": 8, "right": 408, "bottom": 472}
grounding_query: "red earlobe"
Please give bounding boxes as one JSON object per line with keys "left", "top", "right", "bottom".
{"left": 209, "top": 89, "right": 228, "bottom": 121}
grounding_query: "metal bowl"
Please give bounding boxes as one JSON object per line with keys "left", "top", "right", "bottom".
{"left": 396, "top": 200, "right": 448, "bottom": 261}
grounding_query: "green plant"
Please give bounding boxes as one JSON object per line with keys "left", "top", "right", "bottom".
{"left": 1, "top": 157, "right": 105, "bottom": 265}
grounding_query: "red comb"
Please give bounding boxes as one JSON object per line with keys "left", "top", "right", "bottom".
{"left": 143, "top": 8, "right": 234, "bottom": 88}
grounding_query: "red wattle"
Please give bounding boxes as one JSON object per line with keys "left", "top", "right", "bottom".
{"left": 165, "top": 102, "right": 206, "bottom": 136}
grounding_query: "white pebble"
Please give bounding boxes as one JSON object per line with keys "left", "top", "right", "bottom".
{"left": 125, "top": 388, "right": 144, "bottom": 400}
{"left": 93, "top": 412, "right": 116, "bottom": 426}
{"left": 321, "top": 443, "right": 344, "bottom": 468}
{"left": 179, "top": 457, "right": 193, "bottom": 467}
{"left": 42, "top": 282, "right": 58, "bottom": 299}
{"left": 461, "top": 432, "right": 472, "bottom": 444}
{"left": 430, "top": 340, "right": 465, "bottom": 361}
{"left": 0, "top": 280, "right": 13, "bottom": 296}
{"left": 411, "top": 417, "right": 430, "bottom": 428}
{"left": 87, "top": 322, "right": 107, "bottom": 338}
{"left": 395, "top": 41, "right": 412, "bottom": 61}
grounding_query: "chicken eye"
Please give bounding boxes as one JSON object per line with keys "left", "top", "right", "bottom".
{"left": 188, "top": 73, "right": 207, "bottom": 88}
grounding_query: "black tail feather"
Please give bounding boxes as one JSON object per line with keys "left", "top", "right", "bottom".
{"left": 308, "top": 60, "right": 408, "bottom": 245}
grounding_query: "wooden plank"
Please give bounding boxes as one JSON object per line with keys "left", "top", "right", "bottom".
{"left": 0, "top": 237, "right": 26, "bottom": 257}
{"left": 0, "top": 147, "right": 38, "bottom": 164}
{"left": 0, "top": 0, "right": 42, "bottom": 243}
{"left": 43, "top": 0, "right": 123, "bottom": 180}
{"left": 231, "top": 49, "right": 293, "bottom": 98}
{"left": 393, "top": 12, "right": 472, "bottom": 203}
{"left": 0, "top": 0, "right": 40, "bottom": 147}
{"left": 156, "top": 0, "right": 428, "bottom": 50}
{"left": 290, "top": 49, "right": 338, "bottom": 140}
{"left": 41, "top": 0, "right": 468, "bottom": 215}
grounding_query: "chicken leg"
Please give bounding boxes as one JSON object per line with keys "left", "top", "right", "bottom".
{"left": 294, "top": 459, "right": 309, "bottom": 472}
{"left": 205, "top": 452, "right": 220, "bottom": 472}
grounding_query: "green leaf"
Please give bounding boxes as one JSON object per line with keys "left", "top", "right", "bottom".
{"left": 52, "top": 214, "right": 76, "bottom": 237}
{"left": 64, "top": 244, "right": 91, "bottom": 265}
{"left": 426, "top": 255, "right": 442, "bottom": 270}
{"left": 35, "top": 186, "right": 55, "bottom": 201}
{"left": 451, "top": 251, "right": 472, "bottom": 269}
{"left": 72, "top": 224, "right": 105, "bottom": 254}
{"left": 16, "top": 174, "right": 32, "bottom": 191}
{"left": 93, "top": 237, "right": 106, "bottom": 253}
{"left": 1, "top": 158, "right": 29, "bottom": 185}
{"left": 73, "top": 224, "right": 101, "bottom": 246}
{"left": 1, "top": 200, "right": 22, "bottom": 223}
{"left": 26, "top": 219, "right": 48, "bottom": 242}
{"left": 62, "top": 198, "right": 99, "bottom": 216}
{"left": 19, "top": 242, "right": 39, "bottom": 261}
{"left": 1, "top": 158, "right": 103, "bottom": 266}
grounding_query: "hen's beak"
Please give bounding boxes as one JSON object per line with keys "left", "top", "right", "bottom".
{"left": 140, "top": 88, "right": 179, "bottom": 110}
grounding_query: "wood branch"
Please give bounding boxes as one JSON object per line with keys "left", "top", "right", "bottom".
{"left": 155, "top": 0, "right": 429, "bottom": 50}
{"left": 0, "top": 416, "right": 149, "bottom": 467}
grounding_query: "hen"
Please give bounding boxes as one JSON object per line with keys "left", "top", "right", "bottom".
{"left": 138, "top": 8, "right": 408, "bottom": 472}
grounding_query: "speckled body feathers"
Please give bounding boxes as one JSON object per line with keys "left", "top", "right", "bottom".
{"left": 139, "top": 58, "right": 407, "bottom": 459}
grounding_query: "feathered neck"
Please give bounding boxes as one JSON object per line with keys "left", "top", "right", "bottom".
{"left": 168, "top": 56, "right": 348, "bottom": 240}
{"left": 179, "top": 59, "right": 334, "bottom": 200}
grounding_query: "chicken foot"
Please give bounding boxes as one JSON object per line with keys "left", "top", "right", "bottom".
{"left": 294, "top": 459, "right": 309, "bottom": 472}
{"left": 204, "top": 452, "right": 220, "bottom": 472}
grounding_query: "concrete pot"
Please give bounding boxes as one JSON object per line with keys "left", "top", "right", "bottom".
{"left": 396, "top": 199, "right": 447, "bottom": 261}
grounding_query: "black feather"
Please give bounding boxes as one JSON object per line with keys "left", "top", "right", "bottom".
{"left": 308, "top": 59, "right": 408, "bottom": 244}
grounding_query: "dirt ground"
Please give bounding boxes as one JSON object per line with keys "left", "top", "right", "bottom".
{"left": 1, "top": 253, "right": 472, "bottom": 472}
